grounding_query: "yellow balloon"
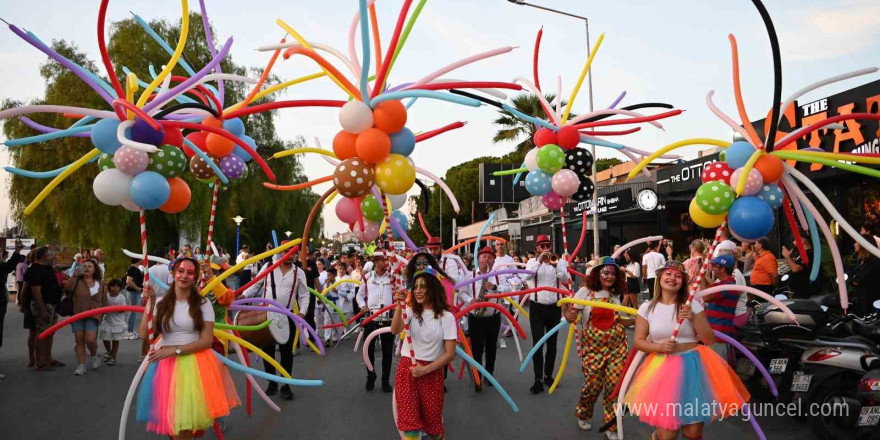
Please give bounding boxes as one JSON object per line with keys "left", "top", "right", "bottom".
{"left": 374, "top": 154, "right": 415, "bottom": 195}
{"left": 689, "top": 199, "right": 726, "bottom": 228}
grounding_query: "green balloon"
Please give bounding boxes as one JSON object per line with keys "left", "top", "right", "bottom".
{"left": 718, "top": 150, "right": 727, "bottom": 162}
{"left": 98, "top": 153, "right": 115, "bottom": 171}
{"left": 148, "top": 144, "right": 188, "bottom": 178}
{"left": 536, "top": 144, "right": 565, "bottom": 174}
{"left": 695, "top": 181, "right": 735, "bottom": 215}
{"left": 361, "top": 194, "right": 385, "bottom": 222}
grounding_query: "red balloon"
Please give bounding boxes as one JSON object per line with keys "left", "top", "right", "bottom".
{"left": 533, "top": 128, "right": 557, "bottom": 147}
{"left": 162, "top": 128, "right": 184, "bottom": 147}
{"left": 556, "top": 126, "right": 580, "bottom": 150}
{"left": 701, "top": 161, "right": 734, "bottom": 184}
{"left": 183, "top": 132, "right": 206, "bottom": 157}
{"left": 160, "top": 177, "right": 192, "bottom": 213}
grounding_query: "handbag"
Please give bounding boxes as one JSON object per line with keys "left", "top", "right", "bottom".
{"left": 56, "top": 279, "right": 78, "bottom": 317}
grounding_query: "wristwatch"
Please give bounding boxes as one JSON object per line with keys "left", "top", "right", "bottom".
{"left": 174, "top": 347, "right": 182, "bottom": 356}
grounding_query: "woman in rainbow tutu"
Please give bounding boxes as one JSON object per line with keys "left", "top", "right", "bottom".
{"left": 625, "top": 260, "right": 748, "bottom": 440}
{"left": 136, "top": 256, "right": 240, "bottom": 439}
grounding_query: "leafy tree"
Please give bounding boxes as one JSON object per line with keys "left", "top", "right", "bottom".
{"left": 3, "top": 13, "right": 319, "bottom": 277}
{"left": 596, "top": 157, "right": 624, "bottom": 173}
{"left": 492, "top": 93, "right": 561, "bottom": 158}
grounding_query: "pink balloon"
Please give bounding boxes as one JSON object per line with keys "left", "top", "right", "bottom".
{"left": 729, "top": 167, "right": 764, "bottom": 196}
{"left": 541, "top": 190, "right": 566, "bottom": 210}
{"left": 352, "top": 220, "right": 380, "bottom": 242}
{"left": 335, "top": 197, "right": 361, "bottom": 224}
{"left": 112, "top": 146, "right": 149, "bottom": 175}
{"left": 551, "top": 169, "right": 580, "bottom": 198}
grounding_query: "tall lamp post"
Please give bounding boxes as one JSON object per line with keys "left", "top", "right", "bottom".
{"left": 506, "top": 0, "right": 600, "bottom": 258}
{"left": 232, "top": 216, "right": 245, "bottom": 255}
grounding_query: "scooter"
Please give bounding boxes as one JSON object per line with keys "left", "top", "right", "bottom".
{"left": 790, "top": 299, "right": 880, "bottom": 440}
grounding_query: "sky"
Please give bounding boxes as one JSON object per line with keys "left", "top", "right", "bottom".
{"left": 1, "top": 0, "right": 878, "bottom": 238}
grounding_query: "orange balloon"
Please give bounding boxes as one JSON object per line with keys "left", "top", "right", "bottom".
{"left": 355, "top": 128, "right": 391, "bottom": 164}
{"left": 333, "top": 130, "right": 359, "bottom": 160}
{"left": 205, "top": 132, "right": 235, "bottom": 157}
{"left": 754, "top": 154, "right": 784, "bottom": 183}
{"left": 372, "top": 100, "right": 407, "bottom": 133}
{"left": 160, "top": 177, "right": 192, "bottom": 213}
{"left": 201, "top": 117, "right": 223, "bottom": 129}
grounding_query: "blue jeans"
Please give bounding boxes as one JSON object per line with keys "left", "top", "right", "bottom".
{"left": 127, "top": 290, "right": 141, "bottom": 333}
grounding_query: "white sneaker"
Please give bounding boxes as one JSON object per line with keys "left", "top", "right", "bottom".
{"left": 606, "top": 431, "right": 619, "bottom": 440}
{"left": 577, "top": 419, "right": 592, "bottom": 431}
{"left": 90, "top": 356, "right": 101, "bottom": 369}
{"left": 74, "top": 364, "right": 87, "bottom": 376}
{"left": 498, "top": 338, "right": 508, "bottom": 349}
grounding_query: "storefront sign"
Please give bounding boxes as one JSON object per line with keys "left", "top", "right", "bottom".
{"left": 569, "top": 188, "right": 635, "bottom": 216}
{"left": 656, "top": 154, "right": 720, "bottom": 194}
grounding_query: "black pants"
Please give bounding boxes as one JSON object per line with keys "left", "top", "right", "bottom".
{"left": 262, "top": 317, "right": 294, "bottom": 388}
{"left": 468, "top": 313, "right": 501, "bottom": 375}
{"left": 364, "top": 321, "right": 393, "bottom": 383}
{"left": 0, "top": 301, "right": 6, "bottom": 349}
{"left": 529, "top": 302, "right": 561, "bottom": 381}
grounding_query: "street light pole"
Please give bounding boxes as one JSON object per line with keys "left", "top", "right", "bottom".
{"left": 506, "top": 0, "right": 600, "bottom": 258}
{"left": 232, "top": 216, "right": 245, "bottom": 255}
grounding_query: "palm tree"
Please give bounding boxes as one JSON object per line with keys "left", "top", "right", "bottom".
{"left": 492, "top": 93, "right": 564, "bottom": 160}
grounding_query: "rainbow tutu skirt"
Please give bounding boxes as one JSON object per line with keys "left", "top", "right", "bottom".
{"left": 136, "top": 349, "right": 240, "bottom": 435}
{"left": 624, "top": 345, "right": 749, "bottom": 430}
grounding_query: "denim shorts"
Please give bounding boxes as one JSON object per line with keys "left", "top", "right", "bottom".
{"left": 71, "top": 317, "right": 100, "bottom": 332}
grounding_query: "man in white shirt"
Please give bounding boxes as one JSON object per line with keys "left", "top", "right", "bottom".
{"left": 522, "top": 234, "right": 570, "bottom": 394}
{"left": 356, "top": 254, "right": 395, "bottom": 393}
{"left": 641, "top": 241, "right": 667, "bottom": 298}
{"left": 236, "top": 245, "right": 252, "bottom": 285}
{"left": 314, "top": 259, "right": 329, "bottom": 343}
{"left": 713, "top": 228, "right": 737, "bottom": 258}
{"left": 426, "top": 237, "right": 473, "bottom": 310}
{"left": 492, "top": 240, "right": 520, "bottom": 348}
{"left": 466, "top": 246, "right": 511, "bottom": 391}
{"left": 243, "top": 244, "right": 310, "bottom": 401}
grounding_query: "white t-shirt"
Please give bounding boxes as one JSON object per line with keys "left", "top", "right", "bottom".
{"left": 89, "top": 282, "right": 101, "bottom": 296}
{"left": 401, "top": 307, "right": 457, "bottom": 362}
{"left": 637, "top": 300, "right": 704, "bottom": 344}
{"left": 158, "top": 299, "right": 215, "bottom": 348}
{"left": 626, "top": 262, "right": 641, "bottom": 279}
{"left": 642, "top": 252, "right": 666, "bottom": 279}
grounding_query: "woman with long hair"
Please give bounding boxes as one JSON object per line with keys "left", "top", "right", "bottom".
{"left": 64, "top": 258, "right": 108, "bottom": 376}
{"left": 405, "top": 252, "right": 454, "bottom": 305}
{"left": 625, "top": 260, "right": 749, "bottom": 440}
{"left": 563, "top": 257, "right": 633, "bottom": 439}
{"left": 682, "top": 240, "right": 706, "bottom": 282}
{"left": 391, "top": 267, "right": 457, "bottom": 440}
{"left": 136, "top": 257, "right": 239, "bottom": 439}
{"left": 622, "top": 249, "right": 641, "bottom": 308}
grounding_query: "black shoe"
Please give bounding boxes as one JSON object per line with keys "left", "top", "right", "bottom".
{"left": 280, "top": 386, "right": 293, "bottom": 400}
{"left": 530, "top": 380, "right": 544, "bottom": 394}
{"left": 366, "top": 372, "right": 377, "bottom": 391}
{"left": 265, "top": 384, "right": 278, "bottom": 396}
{"left": 543, "top": 375, "right": 554, "bottom": 386}
{"left": 475, "top": 383, "right": 482, "bottom": 392}
{"left": 444, "top": 385, "right": 448, "bottom": 393}
{"left": 382, "top": 382, "right": 393, "bottom": 393}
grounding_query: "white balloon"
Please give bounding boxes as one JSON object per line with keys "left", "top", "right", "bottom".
{"left": 524, "top": 148, "right": 539, "bottom": 171}
{"left": 388, "top": 193, "right": 408, "bottom": 210}
{"left": 93, "top": 169, "right": 133, "bottom": 206}
{"left": 121, "top": 198, "right": 141, "bottom": 212}
{"left": 339, "top": 101, "right": 374, "bottom": 134}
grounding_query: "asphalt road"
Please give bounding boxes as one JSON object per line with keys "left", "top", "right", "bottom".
{"left": 0, "top": 304, "right": 815, "bottom": 439}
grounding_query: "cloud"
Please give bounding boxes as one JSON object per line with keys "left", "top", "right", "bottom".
{"left": 777, "top": 0, "right": 880, "bottom": 62}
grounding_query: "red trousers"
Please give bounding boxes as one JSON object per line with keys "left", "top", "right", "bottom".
{"left": 395, "top": 357, "right": 445, "bottom": 435}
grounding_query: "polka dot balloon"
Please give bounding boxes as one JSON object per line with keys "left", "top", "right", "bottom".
{"left": 98, "top": 153, "right": 115, "bottom": 172}
{"left": 219, "top": 154, "right": 247, "bottom": 180}
{"left": 536, "top": 144, "right": 565, "bottom": 174}
{"left": 147, "top": 145, "right": 187, "bottom": 178}
{"left": 701, "top": 161, "right": 733, "bottom": 184}
{"left": 373, "top": 154, "right": 415, "bottom": 195}
{"left": 112, "top": 146, "right": 149, "bottom": 175}
{"left": 541, "top": 190, "right": 566, "bottom": 210}
{"left": 756, "top": 183, "right": 784, "bottom": 208}
{"left": 695, "top": 181, "right": 735, "bottom": 215}
{"left": 564, "top": 147, "right": 594, "bottom": 176}
{"left": 189, "top": 154, "right": 218, "bottom": 180}
{"left": 729, "top": 167, "right": 764, "bottom": 196}
{"left": 333, "top": 158, "right": 375, "bottom": 198}
{"left": 360, "top": 194, "right": 385, "bottom": 222}
{"left": 551, "top": 169, "right": 580, "bottom": 198}
{"left": 570, "top": 175, "right": 595, "bottom": 202}
{"left": 524, "top": 169, "right": 552, "bottom": 196}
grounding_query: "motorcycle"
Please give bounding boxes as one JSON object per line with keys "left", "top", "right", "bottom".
{"left": 790, "top": 299, "right": 880, "bottom": 440}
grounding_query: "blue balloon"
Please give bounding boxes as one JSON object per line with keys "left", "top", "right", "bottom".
{"left": 129, "top": 171, "right": 170, "bottom": 210}
{"left": 728, "top": 196, "right": 774, "bottom": 240}
{"left": 725, "top": 141, "right": 757, "bottom": 169}
{"left": 130, "top": 118, "right": 165, "bottom": 146}
{"left": 389, "top": 127, "right": 416, "bottom": 157}
{"left": 524, "top": 170, "right": 552, "bottom": 196}
{"left": 233, "top": 134, "right": 258, "bottom": 162}
{"left": 391, "top": 210, "right": 410, "bottom": 238}
{"left": 756, "top": 184, "right": 784, "bottom": 209}
{"left": 90, "top": 119, "right": 121, "bottom": 154}
{"left": 222, "top": 117, "right": 246, "bottom": 136}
